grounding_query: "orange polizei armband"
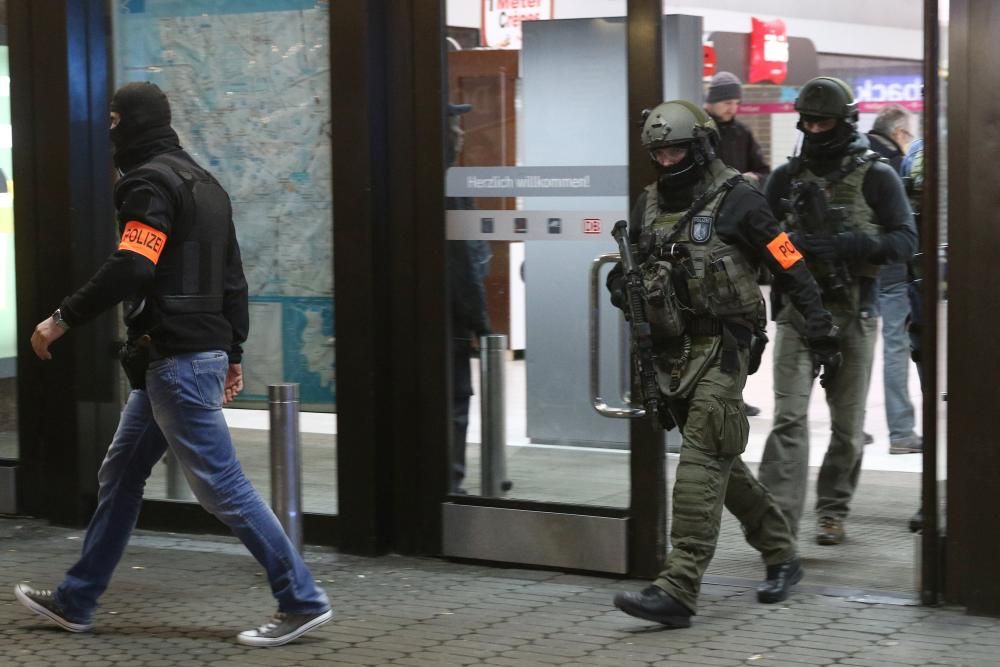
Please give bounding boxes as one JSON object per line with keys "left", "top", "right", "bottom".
{"left": 766, "top": 232, "right": 803, "bottom": 270}
{"left": 119, "top": 221, "right": 167, "bottom": 264}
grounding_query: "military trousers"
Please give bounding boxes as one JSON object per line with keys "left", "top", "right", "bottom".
{"left": 653, "top": 343, "right": 797, "bottom": 613}
{"left": 758, "top": 307, "right": 878, "bottom": 537}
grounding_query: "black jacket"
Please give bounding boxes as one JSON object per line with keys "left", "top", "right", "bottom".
{"left": 60, "top": 134, "right": 250, "bottom": 362}
{"left": 866, "top": 131, "right": 904, "bottom": 174}
{"left": 446, "top": 196, "right": 490, "bottom": 340}
{"left": 712, "top": 116, "right": 771, "bottom": 186}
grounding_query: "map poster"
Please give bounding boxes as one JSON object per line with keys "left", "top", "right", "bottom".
{"left": 114, "top": 0, "right": 335, "bottom": 408}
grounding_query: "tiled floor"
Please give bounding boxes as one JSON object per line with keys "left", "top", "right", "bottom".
{"left": 2, "top": 518, "right": 993, "bottom": 667}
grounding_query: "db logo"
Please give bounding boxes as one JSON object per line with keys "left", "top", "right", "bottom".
{"left": 583, "top": 218, "right": 602, "bottom": 234}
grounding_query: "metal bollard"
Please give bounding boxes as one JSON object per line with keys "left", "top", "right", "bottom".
{"left": 165, "top": 450, "right": 194, "bottom": 500}
{"left": 269, "top": 383, "right": 304, "bottom": 553}
{"left": 480, "top": 335, "right": 512, "bottom": 496}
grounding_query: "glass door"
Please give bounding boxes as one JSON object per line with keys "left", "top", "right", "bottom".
{"left": 442, "top": 0, "right": 638, "bottom": 573}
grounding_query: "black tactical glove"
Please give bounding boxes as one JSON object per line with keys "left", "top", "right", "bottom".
{"left": 787, "top": 232, "right": 825, "bottom": 260}
{"left": 748, "top": 331, "right": 769, "bottom": 375}
{"left": 608, "top": 273, "right": 627, "bottom": 311}
{"left": 808, "top": 325, "right": 842, "bottom": 388}
{"left": 658, "top": 406, "right": 678, "bottom": 431}
{"left": 790, "top": 232, "right": 880, "bottom": 262}
{"left": 833, "top": 231, "right": 881, "bottom": 260}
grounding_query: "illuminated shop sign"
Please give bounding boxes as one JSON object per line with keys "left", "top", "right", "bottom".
{"left": 481, "top": 0, "right": 554, "bottom": 50}
{"left": 853, "top": 76, "right": 923, "bottom": 102}
{"left": 748, "top": 17, "right": 789, "bottom": 84}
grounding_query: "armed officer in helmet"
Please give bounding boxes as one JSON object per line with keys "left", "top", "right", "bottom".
{"left": 758, "top": 77, "right": 917, "bottom": 546}
{"left": 608, "top": 100, "right": 839, "bottom": 628}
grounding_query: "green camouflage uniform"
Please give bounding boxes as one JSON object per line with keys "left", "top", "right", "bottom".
{"left": 637, "top": 160, "right": 798, "bottom": 612}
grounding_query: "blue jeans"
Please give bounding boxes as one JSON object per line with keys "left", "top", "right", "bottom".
{"left": 879, "top": 265, "right": 918, "bottom": 442}
{"left": 55, "top": 351, "right": 330, "bottom": 622}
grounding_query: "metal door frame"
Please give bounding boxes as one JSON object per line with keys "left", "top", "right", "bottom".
{"left": 440, "top": 0, "right": 666, "bottom": 578}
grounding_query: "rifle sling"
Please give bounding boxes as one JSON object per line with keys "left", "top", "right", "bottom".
{"left": 657, "top": 175, "right": 744, "bottom": 248}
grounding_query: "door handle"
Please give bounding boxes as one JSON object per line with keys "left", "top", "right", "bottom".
{"left": 590, "top": 253, "right": 645, "bottom": 419}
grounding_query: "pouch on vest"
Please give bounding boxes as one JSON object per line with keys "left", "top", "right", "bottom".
{"left": 678, "top": 253, "right": 710, "bottom": 313}
{"left": 704, "top": 248, "right": 763, "bottom": 318}
{"left": 641, "top": 260, "right": 686, "bottom": 339}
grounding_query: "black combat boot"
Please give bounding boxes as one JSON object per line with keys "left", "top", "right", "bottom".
{"left": 756, "top": 558, "right": 803, "bottom": 603}
{"left": 613, "top": 585, "right": 693, "bottom": 627}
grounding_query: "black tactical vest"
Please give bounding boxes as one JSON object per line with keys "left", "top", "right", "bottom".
{"left": 133, "top": 152, "right": 231, "bottom": 323}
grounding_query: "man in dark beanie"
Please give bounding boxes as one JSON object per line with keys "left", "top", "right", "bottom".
{"left": 704, "top": 71, "right": 770, "bottom": 190}
{"left": 704, "top": 72, "right": 771, "bottom": 417}
{"left": 15, "top": 81, "right": 333, "bottom": 647}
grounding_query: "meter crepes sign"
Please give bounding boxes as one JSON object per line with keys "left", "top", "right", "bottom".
{"left": 481, "top": 0, "right": 554, "bottom": 50}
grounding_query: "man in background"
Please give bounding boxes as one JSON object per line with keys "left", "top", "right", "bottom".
{"left": 703, "top": 71, "right": 770, "bottom": 189}
{"left": 703, "top": 71, "right": 770, "bottom": 417}
{"left": 867, "top": 104, "right": 922, "bottom": 455}
{"left": 446, "top": 103, "right": 491, "bottom": 494}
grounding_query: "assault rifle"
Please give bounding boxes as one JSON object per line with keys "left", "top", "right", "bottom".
{"left": 611, "top": 220, "right": 660, "bottom": 426}
{"left": 786, "top": 180, "right": 853, "bottom": 303}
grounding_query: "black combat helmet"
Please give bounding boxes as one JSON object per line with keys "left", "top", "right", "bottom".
{"left": 794, "top": 76, "right": 859, "bottom": 127}
{"left": 795, "top": 77, "right": 860, "bottom": 158}
{"left": 640, "top": 100, "right": 719, "bottom": 165}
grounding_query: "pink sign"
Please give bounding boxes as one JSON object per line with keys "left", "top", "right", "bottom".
{"left": 736, "top": 101, "right": 924, "bottom": 115}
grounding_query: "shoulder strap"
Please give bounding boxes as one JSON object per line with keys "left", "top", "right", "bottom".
{"left": 823, "top": 151, "right": 881, "bottom": 188}
{"left": 661, "top": 174, "right": 744, "bottom": 247}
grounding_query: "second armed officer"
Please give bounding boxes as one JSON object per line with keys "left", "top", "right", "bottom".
{"left": 608, "top": 100, "right": 838, "bottom": 628}
{"left": 758, "top": 77, "right": 918, "bottom": 547}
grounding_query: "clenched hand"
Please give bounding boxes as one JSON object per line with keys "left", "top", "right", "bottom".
{"left": 224, "top": 363, "right": 244, "bottom": 405}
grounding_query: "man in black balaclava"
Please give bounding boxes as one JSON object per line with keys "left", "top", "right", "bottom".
{"left": 758, "top": 77, "right": 917, "bottom": 547}
{"left": 109, "top": 80, "right": 176, "bottom": 171}
{"left": 16, "top": 81, "right": 333, "bottom": 647}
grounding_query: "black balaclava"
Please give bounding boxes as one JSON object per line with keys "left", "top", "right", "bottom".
{"left": 800, "top": 117, "right": 855, "bottom": 160}
{"left": 655, "top": 144, "right": 702, "bottom": 212}
{"left": 110, "top": 82, "right": 180, "bottom": 171}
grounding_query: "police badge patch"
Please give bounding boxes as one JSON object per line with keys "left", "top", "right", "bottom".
{"left": 691, "top": 215, "right": 714, "bottom": 243}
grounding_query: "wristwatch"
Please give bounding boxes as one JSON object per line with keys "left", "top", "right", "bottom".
{"left": 51, "top": 308, "right": 70, "bottom": 331}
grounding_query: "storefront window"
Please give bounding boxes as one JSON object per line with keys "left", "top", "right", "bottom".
{"left": 112, "top": 0, "right": 335, "bottom": 514}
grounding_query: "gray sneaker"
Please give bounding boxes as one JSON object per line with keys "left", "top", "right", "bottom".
{"left": 890, "top": 435, "right": 923, "bottom": 455}
{"left": 14, "top": 584, "right": 94, "bottom": 633}
{"left": 237, "top": 609, "right": 333, "bottom": 647}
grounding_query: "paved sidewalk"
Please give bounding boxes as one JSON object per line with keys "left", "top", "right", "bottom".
{"left": 2, "top": 518, "right": 997, "bottom": 667}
